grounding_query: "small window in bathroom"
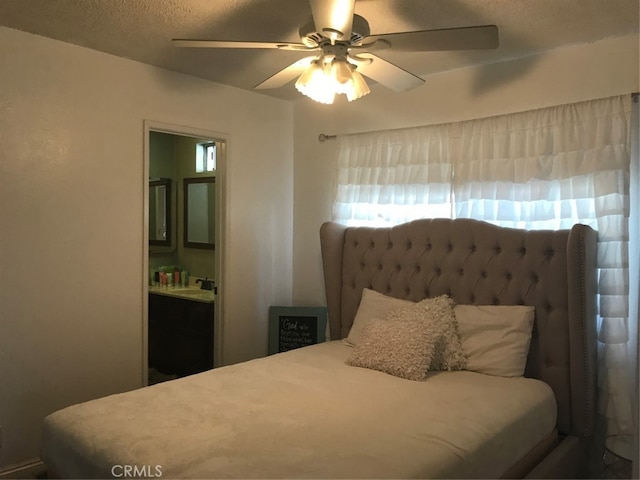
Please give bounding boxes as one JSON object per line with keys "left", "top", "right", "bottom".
{"left": 196, "top": 142, "right": 216, "bottom": 173}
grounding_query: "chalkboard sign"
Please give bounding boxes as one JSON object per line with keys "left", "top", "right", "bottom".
{"left": 268, "top": 306, "right": 328, "bottom": 355}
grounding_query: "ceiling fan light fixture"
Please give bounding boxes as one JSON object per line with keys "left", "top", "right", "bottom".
{"left": 295, "top": 60, "right": 336, "bottom": 104}
{"left": 331, "top": 59, "right": 370, "bottom": 101}
{"left": 295, "top": 56, "right": 370, "bottom": 104}
{"left": 330, "top": 57, "right": 353, "bottom": 87}
{"left": 346, "top": 68, "right": 370, "bottom": 102}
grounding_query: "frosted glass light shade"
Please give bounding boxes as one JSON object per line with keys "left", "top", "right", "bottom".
{"left": 295, "top": 57, "right": 370, "bottom": 104}
{"left": 295, "top": 60, "right": 335, "bottom": 104}
{"left": 330, "top": 58, "right": 353, "bottom": 87}
{"left": 346, "top": 69, "right": 370, "bottom": 102}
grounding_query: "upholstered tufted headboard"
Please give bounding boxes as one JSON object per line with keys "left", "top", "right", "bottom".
{"left": 320, "top": 218, "right": 597, "bottom": 439}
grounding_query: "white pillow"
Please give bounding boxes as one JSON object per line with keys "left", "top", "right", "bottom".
{"left": 454, "top": 305, "right": 535, "bottom": 377}
{"left": 345, "top": 288, "right": 414, "bottom": 346}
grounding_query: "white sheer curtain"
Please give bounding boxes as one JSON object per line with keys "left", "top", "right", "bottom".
{"left": 455, "top": 97, "right": 635, "bottom": 444}
{"left": 333, "top": 95, "right": 637, "bottom": 449}
{"left": 630, "top": 93, "right": 639, "bottom": 478}
{"left": 333, "top": 125, "right": 453, "bottom": 226}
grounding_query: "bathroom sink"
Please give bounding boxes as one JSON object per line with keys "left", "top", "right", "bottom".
{"left": 172, "top": 288, "right": 211, "bottom": 296}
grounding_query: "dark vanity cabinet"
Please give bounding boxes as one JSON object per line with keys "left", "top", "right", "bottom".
{"left": 148, "top": 293, "right": 214, "bottom": 377}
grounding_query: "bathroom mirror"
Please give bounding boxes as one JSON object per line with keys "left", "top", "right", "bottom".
{"left": 149, "top": 178, "right": 171, "bottom": 246}
{"left": 184, "top": 177, "right": 215, "bottom": 249}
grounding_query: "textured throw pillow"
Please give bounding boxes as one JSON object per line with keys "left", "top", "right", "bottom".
{"left": 387, "top": 295, "right": 467, "bottom": 371}
{"left": 421, "top": 296, "right": 466, "bottom": 371}
{"left": 346, "top": 295, "right": 466, "bottom": 380}
{"left": 454, "top": 305, "right": 535, "bottom": 377}
{"left": 345, "top": 288, "right": 414, "bottom": 346}
{"left": 346, "top": 317, "right": 437, "bottom": 381}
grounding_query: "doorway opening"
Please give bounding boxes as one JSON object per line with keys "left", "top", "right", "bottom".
{"left": 143, "top": 121, "right": 226, "bottom": 386}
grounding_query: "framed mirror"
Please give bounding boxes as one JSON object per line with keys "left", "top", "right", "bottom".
{"left": 184, "top": 177, "right": 215, "bottom": 249}
{"left": 149, "top": 178, "right": 171, "bottom": 246}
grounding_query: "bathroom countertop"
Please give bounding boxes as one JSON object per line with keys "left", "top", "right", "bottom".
{"left": 148, "top": 285, "right": 215, "bottom": 304}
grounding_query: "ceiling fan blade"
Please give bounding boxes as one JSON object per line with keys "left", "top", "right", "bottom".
{"left": 354, "top": 53, "right": 424, "bottom": 92}
{"left": 309, "top": 0, "right": 355, "bottom": 41}
{"left": 172, "top": 39, "right": 310, "bottom": 51}
{"left": 365, "top": 25, "right": 499, "bottom": 52}
{"left": 254, "top": 56, "right": 317, "bottom": 90}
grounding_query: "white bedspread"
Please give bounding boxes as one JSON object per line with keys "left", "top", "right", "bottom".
{"left": 42, "top": 341, "right": 556, "bottom": 479}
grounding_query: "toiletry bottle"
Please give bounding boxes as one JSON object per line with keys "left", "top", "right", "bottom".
{"left": 174, "top": 267, "right": 180, "bottom": 287}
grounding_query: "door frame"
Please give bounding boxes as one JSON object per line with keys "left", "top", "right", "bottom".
{"left": 142, "top": 120, "right": 227, "bottom": 385}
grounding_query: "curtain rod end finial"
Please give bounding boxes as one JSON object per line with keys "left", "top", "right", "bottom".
{"left": 319, "top": 133, "right": 337, "bottom": 142}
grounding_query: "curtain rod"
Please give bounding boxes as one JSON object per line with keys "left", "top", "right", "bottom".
{"left": 318, "top": 133, "right": 337, "bottom": 142}
{"left": 318, "top": 94, "right": 638, "bottom": 142}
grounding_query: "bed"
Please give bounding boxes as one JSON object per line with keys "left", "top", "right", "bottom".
{"left": 41, "top": 218, "right": 597, "bottom": 479}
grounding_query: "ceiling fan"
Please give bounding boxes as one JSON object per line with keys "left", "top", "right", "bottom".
{"left": 172, "top": 0, "right": 498, "bottom": 104}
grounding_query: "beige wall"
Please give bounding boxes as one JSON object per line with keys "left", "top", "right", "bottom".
{"left": 0, "top": 26, "right": 293, "bottom": 468}
{"left": 291, "top": 33, "right": 640, "bottom": 309}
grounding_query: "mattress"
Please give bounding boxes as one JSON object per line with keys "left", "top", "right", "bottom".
{"left": 42, "top": 341, "right": 557, "bottom": 479}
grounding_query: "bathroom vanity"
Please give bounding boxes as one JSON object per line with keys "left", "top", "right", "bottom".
{"left": 148, "top": 286, "right": 215, "bottom": 378}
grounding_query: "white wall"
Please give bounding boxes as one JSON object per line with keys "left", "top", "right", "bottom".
{"left": 291, "top": 33, "right": 640, "bottom": 308}
{"left": 0, "top": 26, "right": 293, "bottom": 468}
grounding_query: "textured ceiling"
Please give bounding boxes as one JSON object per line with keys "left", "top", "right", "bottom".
{"left": 1, "top": 0, "right": 638, "bottom": 100}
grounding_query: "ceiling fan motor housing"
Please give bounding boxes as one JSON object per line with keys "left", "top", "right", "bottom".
{"left": 299, "top": 14, "right": 371, "bottom": 48}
